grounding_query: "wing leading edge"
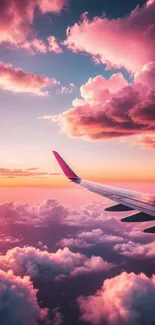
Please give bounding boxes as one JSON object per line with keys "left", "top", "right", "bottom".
{"left": 53, "top": 151, "right": 155, "bottom": 232}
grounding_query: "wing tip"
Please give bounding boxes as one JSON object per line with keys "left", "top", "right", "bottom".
{"left": 52, "top": 150, "right": 80, "bottom": 183}
{"left": 52, "top": 150, "right": 58, "bottom": 155}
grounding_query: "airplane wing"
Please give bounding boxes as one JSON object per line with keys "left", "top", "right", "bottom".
{"left": 53, "top": 151, "right": 155, "bottom": 233}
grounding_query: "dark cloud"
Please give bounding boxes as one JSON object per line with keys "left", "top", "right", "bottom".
{"left": 0, "top": 246, "right": 115, "bottom": 279}
{"left": 0, "top": 269, "right": 49, "bottom": 325}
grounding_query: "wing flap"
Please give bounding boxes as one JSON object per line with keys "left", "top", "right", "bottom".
{"left": 80, "top": 180, "right": 155, "bottom": 217}
{"left": 121, "top": 212, "right": 155, "bottom": 223}
{"left": 143, "top": 226, "right": 155, "bottom": 233}
{"left": 105, "top": 204, "right": 134, "bottom": 212}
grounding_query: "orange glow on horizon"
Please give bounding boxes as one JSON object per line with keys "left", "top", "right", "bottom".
{"left": 0, "top": 169, "right": 155, "bottom": 187}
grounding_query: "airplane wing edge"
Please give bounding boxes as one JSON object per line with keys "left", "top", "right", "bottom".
{"left": 52, "top": 151, "right": 155, "bottom": 225}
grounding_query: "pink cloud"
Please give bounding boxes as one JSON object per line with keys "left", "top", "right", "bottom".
{"left": 59, "top": 237, "right": 92, "bottom": 248}
{"left": 0, "top": 0, "right": 68, "bottom": 47}
{"left": 64, "top": 1, "right": 155, "bottom": 73}
{"left": 78, "top": 229, "right": 124, "bottom": 244}
{"left": 59, "top": 229, "right": 124, "bottom": 248}
{"left": 0, "top": 199, "right": 151, "bottom": 243}
{"left": 71, "top": 255, "right": 115, "bottom": 276}
{"left": 78, "top": 272, "right": 155, "bottom": 325}
{"left": 23, "top": 35, "right": 63, "bottom": 54}
{"left": 49, "top": 62, "right": 155, "bottom": 142}
{"left": 0, "top": 234, "right": 22, "bottom": 245}
{"left": 80, "top": 74, "right": 127, "bottom": 103}
{"left": 0, "top": 199, "right": 68, "bottom": 226}
{"left": 52, "top": 309, "right": 63, "bottom": 325}
{"left": 0, "top": 166, "right": 56, "bottom": 178}
{"left": 0, "top": 269, "right": 48, "bottom": 325}
{"left": 48, "top": 36, "right": 63, "bottom": 53}
{"left": 137, "top": 133, "right": 155, "bottom": 148}
{"left": 0, "top": 61, "right": 59, "bottom": 95}
{"left": 57, "top": 83, "right": 75, "bottom": 94}
{"left": 0, "top": 200, "right": 122, "bottom": 240}
{"left": 0, "top": 246, "right": 115, "bottom": 278}
{"left": 38, "top": 0, "right": 68, "bottom": 14}
{"left": 146, "top": 0, "right": 155, "bottom": 5}
{"left": 114, "top": 240, "right": 155, "bottom": 258}
{"left": 23, "top": 38, "right": 48, "bottom": 54}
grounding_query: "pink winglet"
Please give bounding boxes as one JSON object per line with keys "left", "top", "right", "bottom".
{"left": 53, "top": 151, "right": 79, "bottom": 180}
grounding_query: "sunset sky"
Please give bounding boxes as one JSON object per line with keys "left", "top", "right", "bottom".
{"left": 1, "top": 2, "right": 155, "bottom": 325}
{"left": 0, "top": 0, "right": 155, "bottom": 189}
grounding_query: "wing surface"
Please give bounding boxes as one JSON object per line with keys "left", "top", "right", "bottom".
{"left": 53, "top": 151, "right": 155, "bottom": 225}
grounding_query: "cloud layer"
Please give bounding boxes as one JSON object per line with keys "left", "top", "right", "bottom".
{"left": 78, "top": 272, "right": 155, "bottom": 325}
{"left": 0, "top": 197, "right": 155, "bottom": 324}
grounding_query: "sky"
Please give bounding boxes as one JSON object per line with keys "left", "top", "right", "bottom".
{"left": 0, "top": 0, "right": 155, "bottom": 189}
{"left": 1, "top": 2, "right": 155, "bottom": 325}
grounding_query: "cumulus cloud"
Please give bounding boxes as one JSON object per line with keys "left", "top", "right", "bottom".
{"left": 0, "top": 199, "right": 152, "bottom": 248}
{"left": 22, "top": 38, "right": 48, "bottom": 54}
{"left": 0, "top": 246, "right": 115, "bottom": 279}
{"left": 0, "top": 61, "right": 59, "bottom": 95}
{"left": 78, "top": 272, "right": 155, "bottom": 325}
{"left": 0, "top": 0, "right": 68, "bottom": 48}
{"left": 0, "top": 235, "right": 22, "bottom": 245}
{"left": 0, "top": 199, "right": 68, "bottom": 226}
{"left": 38, "top": 0, "right": 68, "bottom": 14}
{"left": 64, "top": 1, "right": 155, "bottom": 73}
{"left": 71, "top": 255, "right": 115, "bottom": 277}
{"left": 0, "top": 200, "right": 102, "bottom": 228}
{"left": 137, "top": 133, "right": 155, "bottom": 148}
{"left": 0, "top": 269, "right": 48, "bottom": 325}
{"left": 59, "top": 229, "right": 124, "bottom": 248}
{"left": 56, "top": 83, "right": 75, "bottom": 94}
{"left": 114, "top": 240, "right": 155, "bottom": 258}
{"left": 48, "top": 61, "right": 155, "bottom": 142}
{"left": 63, "top": 202, "right": 124, "bottom": 230}
{"left": 59, "top": 237, "right": 92, "bottom": 248}
{"left": 48, "top": 36, "right": 63, "bottom": 53}
{"left": 23, "top": 35, "right": 63, "bottom": 54}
